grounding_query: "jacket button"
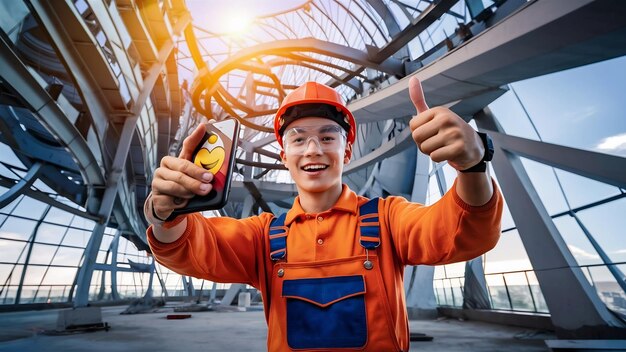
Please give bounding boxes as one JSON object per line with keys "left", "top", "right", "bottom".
{"left": 317, "top": 239, "right": 324, "bottom": 245}
{"left": 277, "top": 268, "right": 284, "bottom": 277}
{"left": 317, "top": 216, "right": 323, "bottom": 222}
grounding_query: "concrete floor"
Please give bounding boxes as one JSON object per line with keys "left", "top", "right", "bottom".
{"left": 0, "top": 302, "right": 554, "bottom": 351}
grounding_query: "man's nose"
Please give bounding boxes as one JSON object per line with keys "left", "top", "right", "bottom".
{"left": 304, "top": 136, "right": 323, "bottom": 155}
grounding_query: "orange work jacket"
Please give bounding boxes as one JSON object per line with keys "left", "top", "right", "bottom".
{"left": 148, "top": 181, "right": 503, "bottom": 351}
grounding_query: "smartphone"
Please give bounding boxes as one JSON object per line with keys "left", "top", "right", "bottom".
{"left": 167, "top": 118, "right": 240, "bottom": 219}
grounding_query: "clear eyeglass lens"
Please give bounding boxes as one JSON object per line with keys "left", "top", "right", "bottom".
{"left": 283, "top": 125, "right": 346, "bottom": 154}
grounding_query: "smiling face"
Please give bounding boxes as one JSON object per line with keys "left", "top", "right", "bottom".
{"left": 280, "top": 117, "right": 352, "bottom": 195}
{"left": 194, "top": 133, "right": 225, "bottom": 175}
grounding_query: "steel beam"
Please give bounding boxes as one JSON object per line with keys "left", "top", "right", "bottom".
{"left": 0, "top": 33, "right": 105, "bottom": 191}
{"left": 0, "top": 162, "right": 42, "bottom": 208}
{"left": 369, "top": 0, "right": 458, "bottom": 62}
{"left": 489, "top": 132, "right": 626, "bottom": 190}
{"left": 349, "top": 0, "right": 626, "bottom": 123}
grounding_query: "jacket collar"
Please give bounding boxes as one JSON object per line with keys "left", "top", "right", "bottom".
{"left": 284, "top": 184, "right": 357, "bottom": 226}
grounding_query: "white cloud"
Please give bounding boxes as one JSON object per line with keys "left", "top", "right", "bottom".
{"left": 596, "top": 133, "right": 626, "bottom": 155}
{"left": 613, "top": 249, "right": 626, "bottom": 254}
{"left": 564, "top": 105, "right": 598, "bottom": 123}
{"left": 567, "top": 245, "right": 600, "bottom": 260}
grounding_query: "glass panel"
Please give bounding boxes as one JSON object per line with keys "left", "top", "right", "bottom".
{"left": 554, "top": 169, "right": 621, "bottom": 210}
{"left": 48, "top": 286, "right": 70, "bottom": 302}
{"left": 441, "top": 279, "right": 454, "bottom": 306}
{"left": 27, "top": 243, "right": 57, "bottom": 265}
{"left": 451, "top": 278, "right": 464, "bottom": 308}
{"left": 100, "top": 233, "right": 114, "bottom": 252}
{"left": 22, "top": 265, "right": 47, "bottom": 285}
{"left": 553, "top": 215, "right": 603, "bottom": 266}
{"left": 508, "top": 56, "right": 626, "bottom": 158}
{"left": 0, "top": 217, "right": 37, "bottom": 241}
{"left": 503, "top": 272, "right": 534, "bottom": 311}
{"left": 485, "top": 163, "right": 517, "bottom": 230}
{"left": 576, "top": 198, "right": 626, "bottom": 263}
{"left": 439, "top": 262, "right": 465, "bottom": 278}
{"left": 11, "top": 197, "right": 48, "bottom": 220}
{"left": 587, "top": 265, "right": 626, "bottom": 316}
{"left": 433, "top": 265, "right": 446, "bottom": 280}
{"left": 62, "top": 228, "right": 91, "bottom": 247}
{"left": 0, "top": 194, "right": 23, "bottom": 214}
{"left": 70, "top": 216, "right": 95, "bottom": 230}
{"left": 40, "top": 266, "right": 78, "bottom": 285}
{"left": 425, "top": 173, "right": 442, "bottom": 205}
{"left": 97, "top": 250, "right": 107, "bottom": 264}
{"left": 484, "top": 229, "right": 532, "bottom": 274}
{"left": 0, "top": 263, "right": 23, "bottom": 287}
{"left": 19, "top": 286, "right": 39, "bottom": 303}
{"left": 0, "top": 163, "right": 13, "bottom": 178}
{"left": 526, "top": 271, "right": 549, "bottom": 313}
{"left": 519, "top": 158, "right": 569, "bottom": 215}
{"left": 0, "top": 143, "right": 25, "bottom": 168}
{"left": 485, "top": 274, "right": 511, "bottom": 310}
{"left": 44, "top": 208, "right": 74, "bottom": 225}
{"left": 51, "top": 246, "right": 84, "bottom": 267}
{"left": 1, "top": 287, "right": 18, "bottom": 304}
{"left": 0, "top": 239, "right": 29, "bottom": 263}
{"left": 36, "top": 223, "right": 68, "bottom": 245}
{"left": 32, "top": 179, "right": 56, "bottom": 194}
{"left": 434, "top": 280, "right": 447, "bottom": 305}
{"left": 487, "top": 90, "right": 540, "bottom": 141}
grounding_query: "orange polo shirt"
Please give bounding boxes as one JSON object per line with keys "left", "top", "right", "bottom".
{"left": 148, "top": 180, "right": 502, "bottom": 350}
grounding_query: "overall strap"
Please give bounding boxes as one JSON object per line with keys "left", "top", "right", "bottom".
{"left": 358, "top": 198, "right": 381, "bottom": 249}
{"left": 268, "top": 213, "right": 288, "bottom": 260}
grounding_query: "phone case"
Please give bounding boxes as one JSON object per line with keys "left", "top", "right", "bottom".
{"left": 167, "top": 118, "right": 240, "bottom": 219}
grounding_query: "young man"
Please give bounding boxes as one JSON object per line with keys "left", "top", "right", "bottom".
{"left": 145, "top": 77, "right": 503, "bottom": 351}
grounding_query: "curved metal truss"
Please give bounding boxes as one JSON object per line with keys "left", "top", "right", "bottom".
{"left": 177, "top": 0, "right": 472, "bottom": 186}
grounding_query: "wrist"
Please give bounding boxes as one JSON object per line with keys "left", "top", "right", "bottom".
{"left": 144, "top": 194, "right": 183, "bottom": 228}
{"left": 460, "top": 132, "right": 493, "bottom": 173}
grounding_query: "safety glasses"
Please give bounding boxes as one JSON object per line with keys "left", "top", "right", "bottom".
{"left": 283, "top": 124, "right": 347, "bottom": 155}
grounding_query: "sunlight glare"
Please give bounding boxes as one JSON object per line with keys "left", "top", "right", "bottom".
{"left": 218, "top": 8, "right": 253, "bottom": 35}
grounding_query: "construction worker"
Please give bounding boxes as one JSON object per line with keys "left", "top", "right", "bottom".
{"left": 145, "top": 77, "right": 503, "bottom": 351}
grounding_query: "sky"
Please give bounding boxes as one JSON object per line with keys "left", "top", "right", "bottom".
{"left": 186, "top": 0, "right": 306, "bottom": 34}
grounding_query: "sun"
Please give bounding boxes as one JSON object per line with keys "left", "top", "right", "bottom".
{"left": 219, "top": 9, "right": 253, "bottom": 35}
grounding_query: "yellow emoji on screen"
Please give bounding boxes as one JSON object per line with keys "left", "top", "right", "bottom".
{"left": 194, "top": 133, "right": 225, "bottom": 175}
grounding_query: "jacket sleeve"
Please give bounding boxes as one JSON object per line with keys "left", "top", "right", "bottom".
{"left": 384, "top": 179, "right": 503, "bottom": 266}
{"left": 147, "top": 212, "right": 273, "bottom": 287}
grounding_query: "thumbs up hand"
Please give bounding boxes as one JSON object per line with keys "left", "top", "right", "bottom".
{"left": 408, "top": 77, "right": 484, "bottom": 172}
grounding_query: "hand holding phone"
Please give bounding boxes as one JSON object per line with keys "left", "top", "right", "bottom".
{"left": 167, "top": 118, "right": 240, "bottom": 219}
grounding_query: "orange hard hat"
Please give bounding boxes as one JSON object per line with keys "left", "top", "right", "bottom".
{"left": 274, "top": 82, "right": 356, "bottom": 147}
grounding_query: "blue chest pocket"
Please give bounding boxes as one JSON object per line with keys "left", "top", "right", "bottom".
{"left": 282, "top": 275, "right": 367, "bottom": 349}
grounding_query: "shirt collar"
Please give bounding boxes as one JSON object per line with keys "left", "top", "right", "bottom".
{"left": 284, "top": 184, "right": 358, "bottom": 226}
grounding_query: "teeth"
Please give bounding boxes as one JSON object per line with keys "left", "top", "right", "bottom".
{"left": 303, "top": 164, "right": 327, "bottom": 171}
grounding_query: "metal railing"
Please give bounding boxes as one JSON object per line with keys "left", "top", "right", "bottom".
{"left": 434, "top": 262, "right": 626, "bottom": 316}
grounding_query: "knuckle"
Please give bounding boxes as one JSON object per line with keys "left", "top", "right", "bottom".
{"left": 175, "top": 171, "right": 186, "bottom": 184}
{"left": 160, "top": 156, "right": 171, "bottom": 167}
{"left": 412, "top": 130, "right": 422, "bottom": 144}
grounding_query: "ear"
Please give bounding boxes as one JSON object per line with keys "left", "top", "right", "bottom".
{"left": 280, "top": 150, "right": 287, "bottom": 164}
{"left": 343, "top": 143, "right": 353, "bottom": 164}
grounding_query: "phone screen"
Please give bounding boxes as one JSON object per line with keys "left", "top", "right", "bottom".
{"left": 168, "top": 118, "right": 240, "bottom": 218}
